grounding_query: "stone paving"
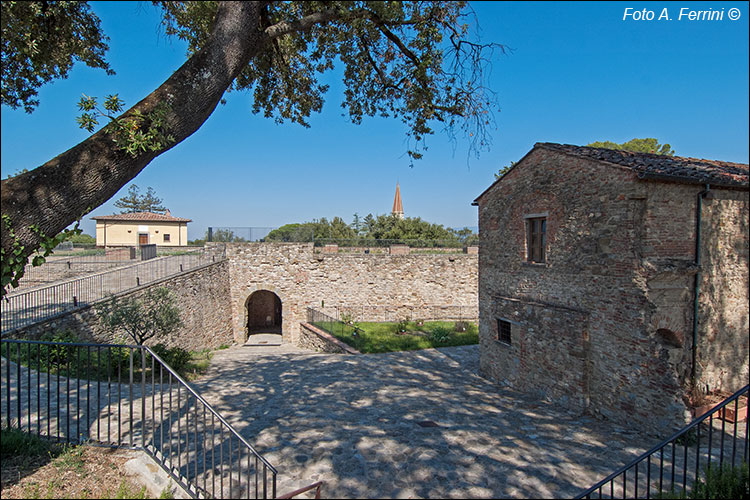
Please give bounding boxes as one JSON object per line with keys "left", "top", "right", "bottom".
{"left": 3, "top": 341, "right": 746, "bottom": 498}
{"left": 193, "top": 343, "right": 664, "bottom": 499}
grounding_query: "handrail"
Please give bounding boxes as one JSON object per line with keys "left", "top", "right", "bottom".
{"left": 1, "top": 251, "right": 224, "bottom": 333}
{"left": 2, "top": 338, "right": 277, "bottom": 498}
{"left": 576, "top": 384, "right": 749, "bottom": 498}
{"left": 277, "top": 481, "right": 323, "bottom": 499}
{"left": 143, "top": 345, "right": 278, "bottom": 477}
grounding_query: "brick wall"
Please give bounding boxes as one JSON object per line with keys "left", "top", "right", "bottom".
{"left": 477, "top": 147, "right": 749, "bottom": 434}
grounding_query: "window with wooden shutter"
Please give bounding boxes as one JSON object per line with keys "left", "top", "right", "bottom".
{"left": 526, "top": 217, "right": 546, "bottom": 263}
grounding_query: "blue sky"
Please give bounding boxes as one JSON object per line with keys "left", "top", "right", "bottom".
{"left": 2, "top": 1, "right": 748, "bottom": 240}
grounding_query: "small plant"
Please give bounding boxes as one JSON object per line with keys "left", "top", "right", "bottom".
{"left": 218, "top": 343, "right": 230, "bottom": 350}
{"left": 429, "top": 326, "right": 452, "bottom": 344}
{"left": 55, "top": 445, "right": 86, "bottom": 474}
{"left": 113, "top": 479, "right": 147, "bottom": 499}
{"left": 395, "top": 317, "right": 411, "bottom": 334}
{"left": 675, "top": 427, "right": 698, "bottom": 447}
{"left": 340, "top": 311, "right": 355, "bottom": 325}
{"left": 159, "top": 484, "right": 175, "bottom": 499}
{"left": 656, "top": 462, "right": 749, "bottom": 499}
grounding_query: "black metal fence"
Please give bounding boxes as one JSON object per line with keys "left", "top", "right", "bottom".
{"left": 306, "top": 308, "right": 360, "bottom": 338}
{"left": 311, "top": 238, "right": 474, "bottom": 248}
{"left": 1, "top": 250, "right": 222, "bottom": 334}
{"left": 576, "top": 384, "right": 749, "bottom": 499}
{"left": 1, "top": 338, "right": 277, "bottom": 499}
{"left": 330, "top": 304, "right": 478, "bottom": 323}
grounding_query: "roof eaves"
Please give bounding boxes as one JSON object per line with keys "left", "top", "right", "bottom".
{"left": 636, "top": 171, "right": 749, "bottom": 190}
{"left": 471, "top": 145, "right": 542, "bottom": 205}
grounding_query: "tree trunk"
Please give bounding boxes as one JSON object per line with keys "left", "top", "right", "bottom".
{"left": 1, "top": 1, "right": 264, "bottom": 260}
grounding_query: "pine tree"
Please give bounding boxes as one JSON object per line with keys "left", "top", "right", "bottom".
{"left": 114, "top": 184, "right": 166, "bottom": 213}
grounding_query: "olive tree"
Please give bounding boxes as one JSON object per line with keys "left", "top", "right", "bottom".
{"left": 1, "top": 1, "right": 502, "bottom": 294}
{"left": 97, "top": 287, "right": 182, "bottom": 345}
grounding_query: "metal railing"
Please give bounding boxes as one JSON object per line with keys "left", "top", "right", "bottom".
{"left": 306, "top": 308, "right": 362, "bottom": 338}
{"left": 208, "top": 227, "right": 277, "bottom": 242}
{"left": 576, "top": 384, "right": 749, "bottom": 499}
{"left": 316, "top": 304, "right": 478, "bottom": 324}
{"left": 1, "top": 338, "right": 277, "bottom": 498}
{"left": 310, "top": 238, "right": 476, "bottom": 248}
{"left": 1, "top": 250, "right": 222, "bottom": 333}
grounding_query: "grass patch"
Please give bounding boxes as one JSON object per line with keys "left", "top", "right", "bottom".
{"left": 313, "top": 320, "right": 478, "bottom": 353}
{"left": 2, "top": 431, "right": 152, "bottom": 499}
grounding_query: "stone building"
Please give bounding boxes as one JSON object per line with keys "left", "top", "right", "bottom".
{"left": 92, "top": 210, "right": 191, "bottom": 247}
{"left": 472, "top": 142, "right": 749, "bottom": 432}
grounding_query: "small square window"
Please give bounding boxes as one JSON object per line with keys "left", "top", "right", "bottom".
{"left": 497, "top": 319, "right": 512, "bottom": 345}
{"left": 163, "top": 233, "right": 171, "bottom": 242}
{"left": 526, "top": 217, "right": 546, "bottom": 263}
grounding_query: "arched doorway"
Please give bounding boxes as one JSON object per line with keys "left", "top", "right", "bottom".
{"left": 246, "top": 290, "right": 282, "bottom": 336}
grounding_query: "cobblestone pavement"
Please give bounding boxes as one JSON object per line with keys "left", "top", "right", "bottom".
{"left": 193, "top": 344, "right": 667, "bottom": 499}
{"left": 2, "top": 343, "right": 746, "bottom": 498}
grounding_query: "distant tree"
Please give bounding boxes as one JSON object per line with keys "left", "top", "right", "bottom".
{"left": 451, "top": 227, "right": 478, "bottom": 245}
{"left": 587, "top": 138, "right": 675, "bottom": 156}
{"left": 264, "top": 223, "right": 314, "bottom": 242}
{"left": 66, "top": 233, "right": 96, "bottom": 245}
{"left": 264, "top": 214, "right": 476, "bottom": 246}
{"left": 97, "top": 287, "right": 182, "bottom": 345}
{"left": 207, "top": 228, "right": 247, "bottom": 242}
{"left": 494, "top": 161, "right": 517, "bottom": 179}
{"left": 114, "top": 185, "right": 166, "bottom": 213}
{"left": 351, "top": 213, "right": 362, "bottom": 235}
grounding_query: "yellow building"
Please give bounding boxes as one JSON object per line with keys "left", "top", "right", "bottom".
{"left": 92, "top": 210, "right": 191, "bottom": 247}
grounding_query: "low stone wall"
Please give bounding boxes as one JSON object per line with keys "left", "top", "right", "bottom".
{"left": 297, "top": 323, "right": 360, "bottom": 354}
{"left": 5, "top": 260, "right": 233, "bottom": 351}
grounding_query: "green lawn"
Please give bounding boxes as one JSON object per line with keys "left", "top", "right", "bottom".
{"left": 312, "top": 320, "right": 478, "bottom": 353}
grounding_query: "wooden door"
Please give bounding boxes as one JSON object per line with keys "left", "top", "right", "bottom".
{"left": 139, "top": 233, "right": 148, "bottom": 245}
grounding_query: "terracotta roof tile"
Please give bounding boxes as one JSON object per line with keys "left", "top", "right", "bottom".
{"left": 91, "top": 212, "right": 192, "bottom": 222}
{"left": 536, "top": 142, "right": 749, "bottom": 188}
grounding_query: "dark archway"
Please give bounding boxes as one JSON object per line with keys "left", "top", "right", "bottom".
{"left": 246, "top": 290, "right": 282, "bottom": 335}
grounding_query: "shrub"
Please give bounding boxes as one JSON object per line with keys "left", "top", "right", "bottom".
{"left": 429, "top": 326, "right": 452, "bottom": 344}
{"left": 1, "top": 424, "right": 53, "bottom": 458}
{"left": 340, "top": 312, "right": 354, "bottom": 325}
{"left": 692, "top": 462, "right": 749, "bottom": 499}
{"left": 150, "top": 344, "right": 192, "bottom": 372}
{"left": 657, "top": 462, "right": 749, "bottom": 499}
{"left": 395, "top": 317, "right": 410, "bottom": 334}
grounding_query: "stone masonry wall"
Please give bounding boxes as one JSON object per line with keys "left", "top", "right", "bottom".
{"left": 476, "top": 147, "right": 749, "bottom": 434}
{"left": 6, "top": 260, "right": 233, "bottom": 351}
{"left": 697, "top": 190, "right": 750, "bottom": 393}
{"left": 213, "top": 242, "right": 477, "bottom": 345}
{"left": 298, "top": 323, "right": 360, "bottom": 354}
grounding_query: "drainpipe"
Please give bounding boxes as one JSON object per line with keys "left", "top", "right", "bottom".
{"left": 691, "top": 184, "right": 710, "bottom": 387}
